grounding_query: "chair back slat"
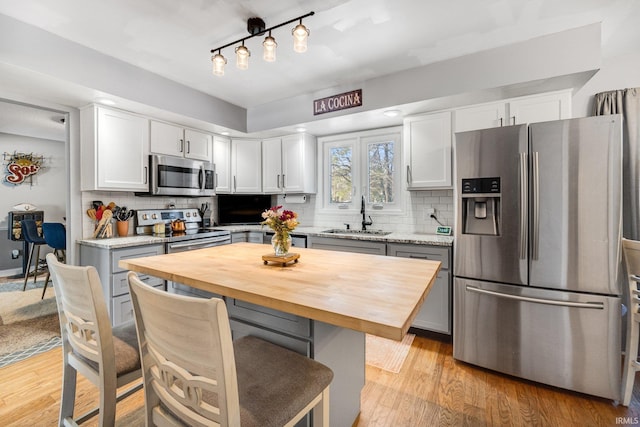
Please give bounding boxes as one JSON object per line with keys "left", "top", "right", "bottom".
{"left": 128, "top": 272, "right": 241, "bottom": 427}
{"left": 46, "top": 253, "right": 114, "bottom": 367}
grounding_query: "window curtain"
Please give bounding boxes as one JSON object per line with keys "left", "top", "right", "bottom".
{"left": 594, "top": 88, "right": 640, "bottom": 240}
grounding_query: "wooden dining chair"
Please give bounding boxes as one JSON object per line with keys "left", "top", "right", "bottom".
{"left": 46, "top": 253, "right": 142, "bottom": 426}
{"left": 127, "top": 271, "right": 334, "bottom": 427}
{"left": 622, "top": 238, "right": 640, "bottom": 406}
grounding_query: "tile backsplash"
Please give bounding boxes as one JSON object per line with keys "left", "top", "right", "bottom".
{"left": 277, "top": 189, "right": 454, "bottom": 234}
{"left": 80, "top": 189, "right": 453, "bottom": 238}
{"left": 80, "top": 191, "right": 217, "bottom": 238}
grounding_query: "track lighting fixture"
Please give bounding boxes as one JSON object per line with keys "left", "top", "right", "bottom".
{"left": 235, "top": 42, "right": 250, "bottom": 69}
{"left": 210, "top": 11, "right": 314, "bottom": 76}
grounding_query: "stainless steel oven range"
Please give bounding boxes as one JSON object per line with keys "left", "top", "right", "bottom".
{"left": 135, "top": 208, "right": 231, "bottom": 295}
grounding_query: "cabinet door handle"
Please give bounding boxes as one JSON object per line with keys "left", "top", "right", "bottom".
{"left": 179, "top": 139, "right": 184, "bottom": 153}
{"left": 234, "top": 176, "right": 237, "bottom": 191}
{"left": 282, "top": 174, "right": 285, "bottom": 189}
{"left": 511, "top": 116, "right": 516, "bottom": 125}
{"left": 276, "top": 174, "right": 281, "bottom": 188}
{"left": 406, "top": 165, "right": 411, "bottom": 184}
{"left": 499, "top": 117, "right": 503, "bottom": 127}
{"left": 144, "top": 166, "right": 148, "bottom": 184}
{"left": 186, "top": 140, "right": 190, "bottom": 154}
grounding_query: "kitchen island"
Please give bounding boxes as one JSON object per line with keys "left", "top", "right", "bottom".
{"left": 119, "top": 242, "right": 441, "bottom": 426}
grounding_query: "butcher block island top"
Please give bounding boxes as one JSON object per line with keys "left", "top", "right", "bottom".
{"left": 119, "top": 242, "right": 441, "bottom": 341}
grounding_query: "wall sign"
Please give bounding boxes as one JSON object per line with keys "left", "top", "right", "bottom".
{"left": 3, "top": 151, "right": 44, "bottom": 186}
{"left": 313, "top": 89, "right": 362, "bottom": 115}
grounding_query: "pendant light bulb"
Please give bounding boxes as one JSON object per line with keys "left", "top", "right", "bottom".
{"left": 292, "top": 22, "right": 310, "bottom": 53}
{"left": 263, "top": 33, "right": 277, "bottom": 62}
{"left": 211, "top": 52, "right": 227, "bottom": 76}
{"left": 235, "top": 44, "right": 250, "bottom": 70}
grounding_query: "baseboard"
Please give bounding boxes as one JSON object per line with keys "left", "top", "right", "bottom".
{"left": 0, "top": 267, "right": 22, "bottom": 278}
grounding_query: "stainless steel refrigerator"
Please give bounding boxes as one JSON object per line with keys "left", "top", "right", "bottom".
{"left": 453, "top": 115, "right": 623, "bottom": 400}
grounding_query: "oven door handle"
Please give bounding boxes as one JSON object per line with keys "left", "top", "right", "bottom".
{"left": 168, "top": 237, "right": 229, "bottom": 251}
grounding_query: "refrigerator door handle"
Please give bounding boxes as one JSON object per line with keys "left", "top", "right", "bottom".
{"left": 532, "top": 151, "right": 540, "bottom": 260}
{"left": 465, "top": 285, "right": 605, "bottom": 309}
{"left": 519, "top": 152, "right": 528, "bottom": 259}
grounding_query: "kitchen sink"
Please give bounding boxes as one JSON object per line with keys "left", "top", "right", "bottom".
{"left": 321, "top": 229, "right": 392, "bottom": 236}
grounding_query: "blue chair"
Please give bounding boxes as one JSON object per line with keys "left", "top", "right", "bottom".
{"left": 21, "top": 220, "right": 47, "bottom": 292}
{"left": 42, "top": 222, "right": 67, "bottom": 299}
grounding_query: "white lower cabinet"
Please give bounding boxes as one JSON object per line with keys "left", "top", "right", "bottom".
{"left": 79, "top": 243, "right": 165, "bottom": 326}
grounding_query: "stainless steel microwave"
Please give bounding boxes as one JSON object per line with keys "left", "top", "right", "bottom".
{"left": 138, "top": 155, "right": 215, "bottom": 197}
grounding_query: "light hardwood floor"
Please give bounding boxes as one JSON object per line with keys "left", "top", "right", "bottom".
{"left": 1, "top": 333, "right": 639, "bottom": 426}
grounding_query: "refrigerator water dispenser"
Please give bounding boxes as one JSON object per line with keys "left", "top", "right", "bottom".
{"left": 461, "top": 177, "right": 500, "bottom": 236}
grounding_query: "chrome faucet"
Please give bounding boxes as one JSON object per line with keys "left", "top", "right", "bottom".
{"left": 361, "top": 195, "right": 373, "bottom": 230}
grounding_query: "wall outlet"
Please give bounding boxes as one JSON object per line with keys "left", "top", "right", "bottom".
{"left": 426, "top": 207, "right": 435, "bottom": 215}
{"left": 11, "top": 249, "right": 21, "bottom": 259}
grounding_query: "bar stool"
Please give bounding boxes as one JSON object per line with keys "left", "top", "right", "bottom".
{"left": 622, "top": 238, "right": 640, "bottom": 406}
{"left": 46, "top": 253, "right": 142, "bottom": 426}
{"left": 21, "top": 219, "right": 47, "bottom": 291}
{"left": 41, "top": 222, "right": 67, "bottom": 299}
{"left": 128, "top": 271, "right": 333, "bottom": 426}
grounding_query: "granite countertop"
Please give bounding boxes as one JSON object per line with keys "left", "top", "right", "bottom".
{"left": 77, "top": 235, "right": 168, "bottom": 249}
{"left": 78, "top": 225, "right": 454, "bottom": 249}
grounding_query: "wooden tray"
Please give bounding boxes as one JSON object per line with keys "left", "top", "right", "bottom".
{"left": 262, "top": 252, "right": 300, "bottom": 266}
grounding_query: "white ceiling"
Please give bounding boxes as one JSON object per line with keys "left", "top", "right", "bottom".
{"left": 0, "top": 0, "right": 639, "bottom": 138}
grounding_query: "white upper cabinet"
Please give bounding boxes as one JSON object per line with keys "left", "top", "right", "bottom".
{"left": 81, "top": 105, "right": 149, "bottom": 191}
{"left": 508, "top": 91, "right": 571, "bottom": 125}
{"left": 213, "top": 135, "right": 231, "bottom": 193}
{"left": 454, "top": 102, "right": 507, "bottom": 133}
{"left": 231, "top": 139, "right": 262, "bottom": 193}
{"left": 404, "top": 111, "right": 452, "bottom": 189}
{"left": 150, "top": 120, "right": 212, "bottom": 161}
{"left": 263, "top": 134, "right": 317, "bottom": 194}
{"left": 262, "top": 137, "right": 282, "bottom": 193}
{"left": 454, "top": 90, "right": 572, "bottom": 133}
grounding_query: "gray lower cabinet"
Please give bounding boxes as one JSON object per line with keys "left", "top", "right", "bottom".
{"left": 307, "top": 236, "right": 452, "bottom": 335}
{"left": 307, "top": 236, "right": 387, "bottom": 255}
{"left": 387, "top": 243, "right": 452, "bottom": 335}
{"left": 79, "top": 243, "right": 165, "bottom": 326}
{"left": 230, "top": 231, "right": 265, "bottom": 243}
{"left": 167, "top": 281, "right": 223, "bottom": 299}
{"left": 227, "top": 298, "right": 364, "bottom": 427}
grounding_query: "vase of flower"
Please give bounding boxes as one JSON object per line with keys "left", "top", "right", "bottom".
{"left": 261, "top": 206, "right": 299, "bottom": 257}
{"left": 271, "top": 232, "right": 292, "bottom": 256}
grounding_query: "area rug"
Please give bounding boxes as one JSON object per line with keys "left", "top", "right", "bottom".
{"left": 0, "top": 277, "right": 61, "bottom": 367}
{"left": 366, "top": 333, "right": 415, "bottom": 373}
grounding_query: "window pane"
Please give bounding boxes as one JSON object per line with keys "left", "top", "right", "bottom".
{"left": 330, "top": 146, "right": 352, "bottom": 203}
{"left": 368, "top": 141, "right": 394, "bottom": 203}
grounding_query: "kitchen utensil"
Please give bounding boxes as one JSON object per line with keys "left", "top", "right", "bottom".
{"left": 87, "top": 208, "right": 97, "bottom": 220}
{"left": 116, "top": 207, "right": 134, "bottom": 221}
{"left": 93, "top": 209, "right": 113, "bottom": 238}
